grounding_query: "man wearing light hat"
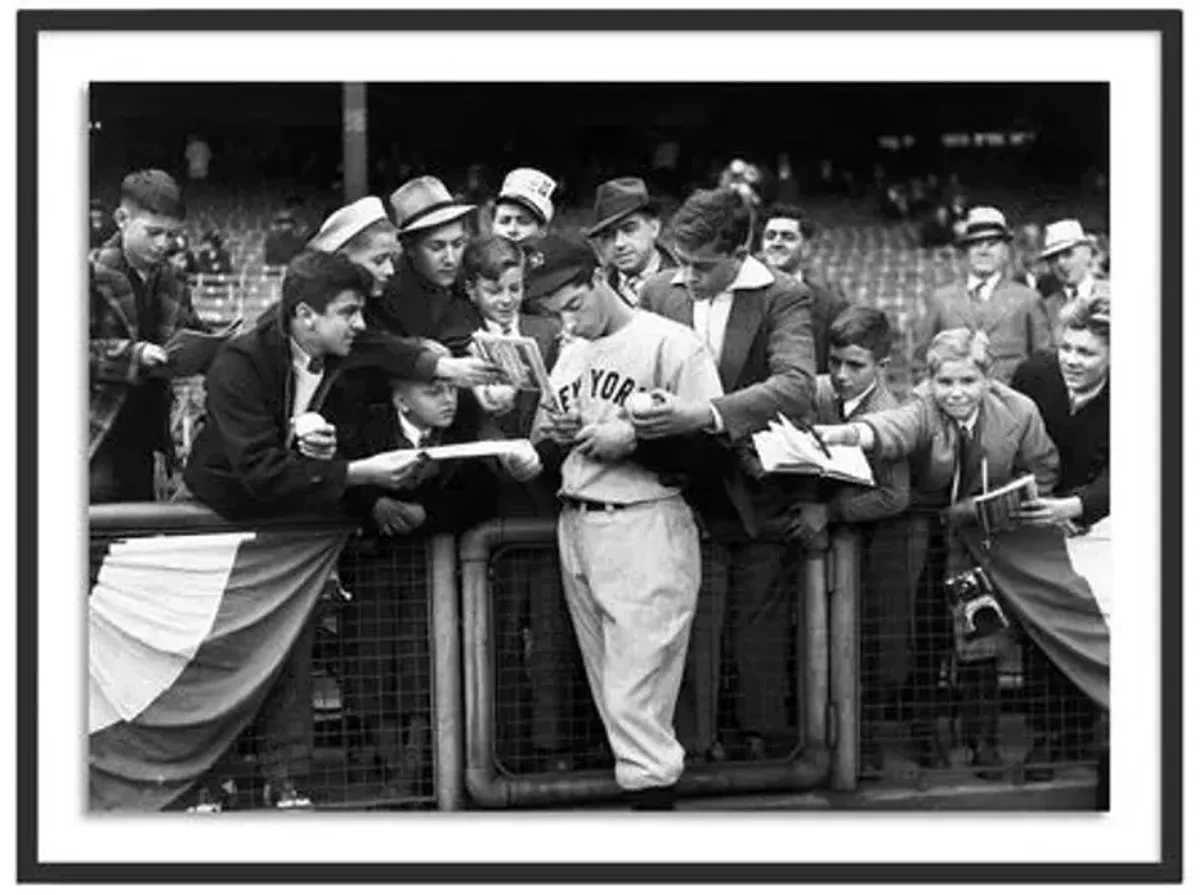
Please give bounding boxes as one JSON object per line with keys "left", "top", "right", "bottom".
{"left": 493, "top": 167, "right": 556, "bottom": 247}
{"left": 370, "top": 176, "right": 484, "bottom": 356}
{"left": 918, "top": 206, "right": 1047, "bottom": 383}
{"left": 586, "top": 176, "right": 678, "bottom": 308}
{"left": 1036, "top": 218, "right": 1109, "bottom": 346}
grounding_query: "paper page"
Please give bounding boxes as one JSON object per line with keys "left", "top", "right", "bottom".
{"left": 162, "top": 319, "right": 243, "bottom": 378}
{"left": 379, "top": 438, "right": 531, "bottom": 462}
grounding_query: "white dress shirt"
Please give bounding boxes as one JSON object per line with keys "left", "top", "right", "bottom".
{"left": 965, "top": 271, "right": 1003, "bottom": 302}
{"left": 617, "top": 251, "right": 663, "bottom": 307}
{"left": 841, "top": 382, "right": 877, "bottom": 420}
{"left": 290, "top": 339, "right": 325, "bottom": 422}
{"left": 483, "top": 317, "right": 521, "bottom": 338}
{"left": 397, "top": 408, "right": 432, "bottom": 449}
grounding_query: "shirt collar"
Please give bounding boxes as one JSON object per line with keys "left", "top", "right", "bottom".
{"left": 956, "top": 409, "right": 981, "bottom": 436}
{"left": 623, "top": 250, "right": 662, "bottom": 286}
{"left": 484, "top": 317, "right": 520, "bottom": 337}
{"left": 671, "top": 254, "right": 776, "bottom": 290}
{"left": 290, "top": 338, "right": 323, "bottom": 375}
{"left": 966, "top": 270, "right": 1001, "bottom": 296}
{"left": 396, "top": 408, "right": 431, "bottom": 449}
{"left": 842, "top": 382, "right": 877, "bottom": 418}
{"left": 1069, "top": 375, "right": 1108, "bottom": 412}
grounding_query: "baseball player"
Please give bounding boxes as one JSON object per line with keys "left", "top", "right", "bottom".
{"left": 527, "top": 233, "right": 725, "bottom": 810}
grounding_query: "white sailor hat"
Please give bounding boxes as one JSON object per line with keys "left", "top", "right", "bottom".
{"left": 308, "top": 196, "right": 394, "bottom": 252}
{"left": 497, "top": 167, "right": 557, "bottom": 225}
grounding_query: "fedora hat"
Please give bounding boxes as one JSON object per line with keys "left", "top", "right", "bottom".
{"left": 389, "top": 176, "right": 476, "bottom": 236}
{"left": 956, "top": 206, "right": 1013, "bottom": 245}
{"left": 498, "top": 167, "right": 557, "bottom": 225}
{"left": 1039, "top": 219, "right": 1093, "bottom": 259}
{"left": 585, "top": 177, "right": 656, "bottom": 237}
{"left": 308, "top": 196, "right": 393, "bottom": 252}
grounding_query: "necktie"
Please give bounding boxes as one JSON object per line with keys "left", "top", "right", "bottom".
{"left": 969, "top": 279, "right": 985, "bottom": 302}
{"left": 953, "top": 423, "right": 977, "bottom": 502}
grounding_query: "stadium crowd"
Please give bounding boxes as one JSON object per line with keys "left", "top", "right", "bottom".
{"left": 88, "top": 158, "right": 1111, "bottom": 813}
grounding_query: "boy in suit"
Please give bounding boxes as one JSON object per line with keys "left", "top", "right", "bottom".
{"left": 811, "top": 307, "right": 911, "bottom": 772}
{"left": 337, "top": 342, "right": 542, "bottom": 798}
{"left": 460, "top": 235, "right": 585, "bottom": 770}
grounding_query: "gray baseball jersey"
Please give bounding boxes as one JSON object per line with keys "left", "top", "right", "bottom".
{"left": 535, "top": 310, "right": 724, "bottom": 505}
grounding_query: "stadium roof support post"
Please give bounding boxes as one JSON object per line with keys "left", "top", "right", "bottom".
{"left": 342, "top": 82, "right": 368, "bottom": 203}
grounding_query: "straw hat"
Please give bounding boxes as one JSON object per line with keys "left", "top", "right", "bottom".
{"left": 389, "top": 176, "right": 476, "bottom": 235}
{"left": 308, "top": 196, "right": 392, "bottom": 252}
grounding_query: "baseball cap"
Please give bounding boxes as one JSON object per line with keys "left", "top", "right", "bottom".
{"left": 522, "top": 232, "right": 601, "bottom": 303}
{"left": 498, "top": 167, "right": 557, "bottom": 225}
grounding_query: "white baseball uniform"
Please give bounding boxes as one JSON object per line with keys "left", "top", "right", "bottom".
{"left": 533, "top": 310, "right": 724, "bottom": 791}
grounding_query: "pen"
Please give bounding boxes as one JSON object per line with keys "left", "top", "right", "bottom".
{"left": 794, "top": 417, "right": 834, "bottom": 460}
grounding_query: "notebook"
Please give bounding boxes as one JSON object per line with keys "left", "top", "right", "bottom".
{"left": 751, "top": 415, "right": 875, "bottom": 487}
{"left": 972, "top": 473, "right": 1038, "bottom": 535}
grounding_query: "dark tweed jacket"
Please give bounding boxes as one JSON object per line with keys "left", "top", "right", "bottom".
{"left": 88, "top": 237, "right": 205, "bottom": 461}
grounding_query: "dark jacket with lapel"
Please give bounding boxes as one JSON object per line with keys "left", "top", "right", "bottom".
{"left": 339, "top": 390, "right": 504, "bottom": 535}
{"left": 184, "top": 305, "right": 439, "bottom": 520}
{"left": 919, "top": 276, "right": 1047, "bottom": 383}
{"left": 606, "top": 243, "right": 679, "bottom": 307}
{"left": 1010, "top": 349, "right": 1109, "bottom": 526}
{"left": 641, "top": 257, "right": 817, "bottom": 441}
{"left": 641, "top": 257, "right": 818, "bottom": 537}
{"left": 89, "top": 236, "right": 206, "bottom": 460}
{"left": 814, "top": 376, "right": 910, "bottom": 523}
{"left": 786, "top": 268, "right": 849, "bottom": 375}
{"left": 371, "top": 255, "right": 483, "bottom": 355}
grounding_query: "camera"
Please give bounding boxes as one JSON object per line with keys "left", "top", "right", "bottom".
{"left": 944, "top": 567, "right": 1010, "bottom": 642}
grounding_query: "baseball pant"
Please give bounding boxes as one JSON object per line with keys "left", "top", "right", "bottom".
{"left": 557, "top": 496, "right": 700, "bottom": 791}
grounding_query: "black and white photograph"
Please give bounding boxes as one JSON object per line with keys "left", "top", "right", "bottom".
{"left": 14, "top": 5, "right": 1183, "bottom": 886}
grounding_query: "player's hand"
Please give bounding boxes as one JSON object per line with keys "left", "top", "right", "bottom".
{"left": 499, "top": 442, "right": 542, "bottom": 482}
{"left": 372, "top": 497, "right": 427, "bottom": 537}
{"left": 628, "top": 391, "right": 712, "bottom": 439}
{"left": 475, "top": 384, "right": 517, "bottom": 416}
{"left": 139, "top": 343, "right": 169, "bottom": 368}
{"left": 1014, "top": 496, "right": 1083, "bottom": 529}
{"left": 544, "top": 408, "right": 583, "bottom": 445}
{"left": 436, "top": 356, "right": 502, "bottom": 387}
{"left": 813, "top": 423, "right": 856, "bottom": 446}
{"left": 296, "top": 425, "right": 338, "bottom": 461}
{"left": 574, "top": 419, "right": 636, "bottom": 461}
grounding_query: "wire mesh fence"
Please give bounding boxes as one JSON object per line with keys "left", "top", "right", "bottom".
{"left": 856, "top": 511, "right": 1104, "bottom": 786}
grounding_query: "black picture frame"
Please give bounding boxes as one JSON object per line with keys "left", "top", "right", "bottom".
{"left": 16, "top": 7, "right": 1183, "bottom": 885}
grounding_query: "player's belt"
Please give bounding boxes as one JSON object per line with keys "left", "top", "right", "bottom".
{"left": 560, "top": 496, "right": 631, "bottom": 513}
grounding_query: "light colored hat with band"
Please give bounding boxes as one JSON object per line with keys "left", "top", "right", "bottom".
{"left": 498, "top": 167, "right": 557, "bottom": 225}
{"left": 390, "top": 176, "right": 476, "bottom": 236}
{"left": 956, "top": 206, "right": 1013, "bottom": 245}
{"left": 308, "top": 196, "right": 393, "bottom": 252}
{"left": 1039, "top": 219, "right": 1093, "bottom": 259}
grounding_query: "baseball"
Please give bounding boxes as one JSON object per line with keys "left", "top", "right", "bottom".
{"left": 627, "top": 392, "right": 657, "bottom": 416}
{"left": 293, "top": 412, "right": 329, "bottom": 439}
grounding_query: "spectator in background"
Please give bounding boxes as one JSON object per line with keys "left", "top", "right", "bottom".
{"left": 194, "top": 229, "right": 234, "bottom": 276}
{"left": 378, "top": 176, "right": 483, "bottom": 354}
{"left": 89, "top": 199, "right": 118, "bottom": 250}
{"left": 586, "top": 177, "right": 678, "bottom": 309}
{"left": 1011, "top": 223, "right": 1062, "bottom": 298}
{"left": 1036, "top": 219, "right": 1110, "bottom": 347}
{"left": 89, "top": 169, "right": 206, "bottom": 503}
{"left": 459, "top": 163, "right": 494, "bottom": 237}
{"left": 758, "top": 202, "right": 849, "bottom": 373}
{"left": 918, "top": 205, "right": 956, "bottom": 248}
{"left": 264, "top": 210, "right": 308, "bottom": 267}
{"left": 185, "top": 134, "right": 212, "bottom": 183}
{"left": 492, "top": 167, "right": 556, "bottom": 248}
{"left": 917, "top": 207, "right": 1046, "bottom": 383}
